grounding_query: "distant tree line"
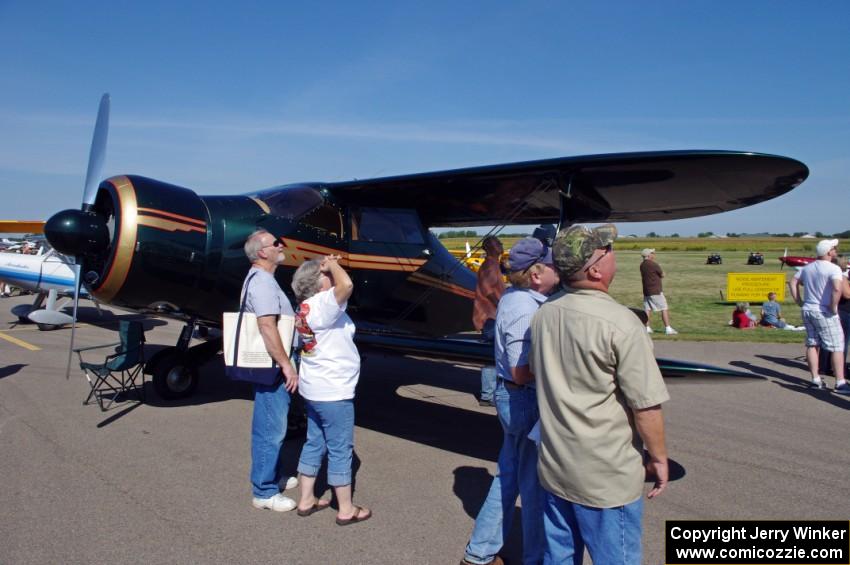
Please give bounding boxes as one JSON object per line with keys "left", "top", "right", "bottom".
{"left": 436, "top": 230, "right": 530, "bottom": 239}
{"left": 640, "top": 230, "right": 850, "bottom": 238}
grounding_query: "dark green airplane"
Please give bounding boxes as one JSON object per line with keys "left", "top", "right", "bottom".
{"left": 42, "top": 95, "right": 808, "bottom": 398}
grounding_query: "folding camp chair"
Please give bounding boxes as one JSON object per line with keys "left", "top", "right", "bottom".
{"left": 75, "top": 320, "right": 146, "bottom": 410}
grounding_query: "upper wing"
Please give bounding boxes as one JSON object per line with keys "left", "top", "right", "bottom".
{"left": 325, "top": 150, "right": 808, "bottom": 227}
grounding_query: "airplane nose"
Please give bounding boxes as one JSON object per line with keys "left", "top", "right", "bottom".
{"left": 44, "top": 209, "right": 109, "bottom": 257}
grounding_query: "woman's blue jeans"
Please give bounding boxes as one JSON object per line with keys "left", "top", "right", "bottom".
{"left": 297, "top": 398, "right": 355, "bottom": 486}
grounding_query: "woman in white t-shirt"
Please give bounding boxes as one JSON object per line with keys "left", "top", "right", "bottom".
{"left": 290, "top": 255, "right": 371, "bottom": 525}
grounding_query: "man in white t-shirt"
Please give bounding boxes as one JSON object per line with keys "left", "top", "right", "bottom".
{"left": 790, "top": 238, "right": 849, "bottom": 394}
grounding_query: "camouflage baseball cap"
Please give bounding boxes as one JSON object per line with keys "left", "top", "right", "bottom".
{"left": 552, "top": 224, "right": 618, "bottom": 278}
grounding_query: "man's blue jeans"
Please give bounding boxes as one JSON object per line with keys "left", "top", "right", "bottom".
{"left": 480, "top": 366, "right": 497, "bottom": 402}
{"left": 543, "top": 492, "right": 643, "bottom": 565}
{"left": 480, "top": 320, "right": 497, "bottom": 402}
{"left": 464, "top": 381, "right": 545, "bottom": 564}
{"left": 297, "top": 398, "right": 355, "bottom": 486}
{"left": 250, "top": 378, "right": 291, "bottom": 498}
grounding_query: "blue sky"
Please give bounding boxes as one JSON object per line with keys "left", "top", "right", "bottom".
{"left": 1, "top": 1, "right": 848, "bottom": 236}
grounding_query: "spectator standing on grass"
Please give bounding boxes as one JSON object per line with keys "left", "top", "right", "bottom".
{"left": 790, "top": 238, "right": 849, "bottom": 394}
{"left": 640, "top": 249, "right": 678, "bottom": 335}
{"left": 472, "top": 236, "right": 506, "bottom": 407}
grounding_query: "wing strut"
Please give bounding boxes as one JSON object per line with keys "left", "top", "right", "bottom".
{"left": 388, "top": 174, "right": 563, "bottom": 329}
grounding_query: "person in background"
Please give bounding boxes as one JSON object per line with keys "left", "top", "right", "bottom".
{"left": 760, "top": 292, "right": 802, "bottom": 330}
{"left": 639, "top": 248, "right": 678, "bottom": 335}
{"left": 731, "top": 302, "right": 757, "bottom": 329}
{"left": 472, "top": 236, "right": 505, "bottom": 407}
{"left": 790, "top": 238, "right": 848, "bottom": 394}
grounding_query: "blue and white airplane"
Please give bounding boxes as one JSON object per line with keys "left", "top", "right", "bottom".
{"left": 0, "top": 247, "right": 89, "bottom": 329}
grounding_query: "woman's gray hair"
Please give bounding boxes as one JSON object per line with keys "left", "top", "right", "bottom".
{"left": 292, "top": 259, "right": 323, "bottom": 303}
{"left": 244, "top": 229, "right": 271, "bottom": 263}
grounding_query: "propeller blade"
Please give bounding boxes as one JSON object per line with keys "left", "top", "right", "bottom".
{"left": 81, "top": 94, "right": 110, "bottom": 209}
{"left": 65, "top": 262, "right": 82, "bottom": 380}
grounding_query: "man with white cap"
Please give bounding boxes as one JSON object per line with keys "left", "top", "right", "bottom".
{"left": 640, "top": 248, "right": 677, "bottom": 335}
{"left": 790, "top": 238, "right": 849, "bottom": 393}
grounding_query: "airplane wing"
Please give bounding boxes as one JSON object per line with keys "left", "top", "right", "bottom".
{"left": 0, "top": 221, "right": 46, "bottom": 233}
{"left": 324, "top": 150, "right": 808, "bottom": 227}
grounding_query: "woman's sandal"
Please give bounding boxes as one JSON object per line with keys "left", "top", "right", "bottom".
{"left": 296, "top": 499, "right": 330, "bottom": 517}
{"left": 335, "top": 505, "right": 372, "bottom": 526}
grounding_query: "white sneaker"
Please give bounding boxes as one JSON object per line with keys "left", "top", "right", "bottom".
{"left": 283, "top": 476, "right": 298, "bottom": 490}
{"left": 646, "top": 326, "right": 654, "bottom": 334}
{"left": 665, "top": 327, "right": 678, "bottom": 335}
{"left": 252, "top": 493, "right": 296, "bottom": 512}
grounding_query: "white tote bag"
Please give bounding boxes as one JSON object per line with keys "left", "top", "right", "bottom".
{"left": 222, "top": 273, "right": 295, "bottom": 385}
{"left": 222, "top": 312, "right": 294, "bottom": 367}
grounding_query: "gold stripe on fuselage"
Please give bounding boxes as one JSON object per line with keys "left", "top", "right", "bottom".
{"left": 137, "top": 216, "right": 206, "bottom": 233}
{"left": 407, "top": 271, "right": 476, "bottom": 299}
{"left": 137, "top": 207, "right": 207, "bottom": 228}
{"left": 277, "top": 237, "right": 427, "bottom": 273}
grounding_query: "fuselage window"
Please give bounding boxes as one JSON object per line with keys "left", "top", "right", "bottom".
{"left": 355, "top": 208, "right": 425, "bottom": 244}
{"left": 249, "top": 185, "right": 324, "bottom": 221}
{"left": 301, "top": 204, "right": 343, "bottom": 239}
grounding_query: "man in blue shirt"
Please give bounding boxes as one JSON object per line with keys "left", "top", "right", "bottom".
{"left": 461, "top": 237, "right": 560, "bottom": 565}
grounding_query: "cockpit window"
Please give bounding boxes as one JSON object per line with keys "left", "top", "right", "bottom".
{"left": 353, "top": 208, "right": 425, "bottom": 244}
{"left": 301, "top": 204, "right": 344, "bottom": 239}
{"left": 249, "top": 185, "right": 325, "bottom": 220}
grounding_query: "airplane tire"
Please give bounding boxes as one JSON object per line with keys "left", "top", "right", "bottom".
{"left": 151, "top": 354, "right": 199, "bottom": 400}
{"left": 36, "top": 323, "right": 61, "bottom": 331}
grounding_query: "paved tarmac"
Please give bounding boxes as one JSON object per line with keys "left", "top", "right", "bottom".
{"left": 0, "top": 294, "right": 848, "bottom": 564}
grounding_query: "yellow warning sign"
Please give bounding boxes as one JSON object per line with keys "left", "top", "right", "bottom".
{"left": 726, "top": 273, "right": 787, "bottom": 302}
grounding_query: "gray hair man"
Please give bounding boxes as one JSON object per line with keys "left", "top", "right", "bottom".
{"left": 530, "top": 224, "right": 669, "bottom": 564}
{"left": 242, "top": 229, "right": 300, "bottom": 512}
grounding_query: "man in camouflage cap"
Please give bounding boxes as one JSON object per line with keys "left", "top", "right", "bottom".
{"left": 552, "top": 223, "right": 618, "bottom": 280}
{"left": 529, "top": 223, "right": 670, "bottom": 564}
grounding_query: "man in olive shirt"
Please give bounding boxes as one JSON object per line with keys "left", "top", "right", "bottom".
{"left": 640, "top": 248, "right": 677, "bottom": 335}
{"left": 530, "top": 224, "right": 669, "bottom": 565}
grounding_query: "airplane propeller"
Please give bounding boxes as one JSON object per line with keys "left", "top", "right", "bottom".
{"left": 43, "top": 94, "right": 111, "bottom": 378}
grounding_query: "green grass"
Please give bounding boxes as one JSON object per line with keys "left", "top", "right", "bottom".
{"left": 606, "top": 249, "right": 804, "bottom": 343}
{"left": 441, "top": 237, "right": 817, "bottom": 344}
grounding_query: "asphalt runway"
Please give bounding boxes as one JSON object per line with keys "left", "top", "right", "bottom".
{"left": 0, "top": 294, "right": 848, "bottom": 564}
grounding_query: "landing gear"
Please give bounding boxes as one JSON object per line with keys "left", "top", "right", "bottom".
{"left": 146, "top": 321, "right": 220, "bottom": 400}
{"left": 150, "top": 350, "right": 199, "bottom": 399}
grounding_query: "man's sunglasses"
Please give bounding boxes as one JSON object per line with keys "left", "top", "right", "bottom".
{"left": 266, "top": 238, "right": 285, "bottom": 248}
{"left": 583, "top": 243, "right": 613, "bottom": 272}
